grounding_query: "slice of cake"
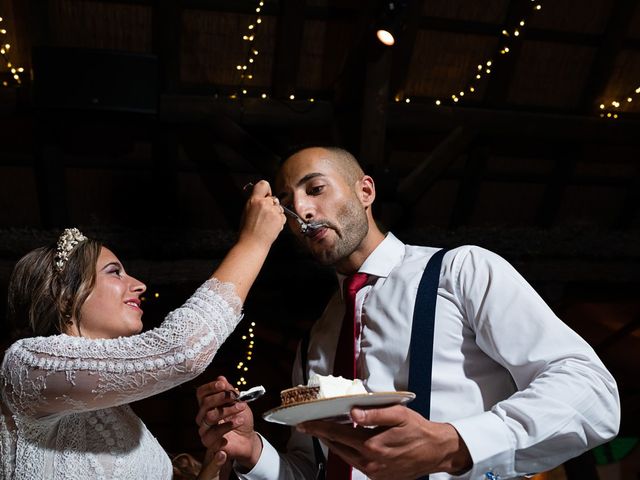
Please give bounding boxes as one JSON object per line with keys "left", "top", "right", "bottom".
{"left": 280, "top": 374, "right": 367, "bottom": 406}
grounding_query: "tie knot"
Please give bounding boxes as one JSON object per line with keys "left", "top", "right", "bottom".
{"left": 344, "top": 272, "right": 369, "bottom": 297}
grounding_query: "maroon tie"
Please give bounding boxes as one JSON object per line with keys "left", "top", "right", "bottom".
{"left": 327, "top": 272, "right": 369, "bottom": 480}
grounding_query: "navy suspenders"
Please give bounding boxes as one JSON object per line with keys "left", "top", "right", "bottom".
{"left": 408, "top": 248, "right": 448, "bottom": 480}
{"left": 301, "top": 248, "right": 448, "bottom": 480}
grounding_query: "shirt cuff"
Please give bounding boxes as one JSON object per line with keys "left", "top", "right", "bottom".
{"left": 449, "top": 411, "right": 516, "bottom": 480}
{"left": 234, "top": 433, "right": 280, "bottom": 480}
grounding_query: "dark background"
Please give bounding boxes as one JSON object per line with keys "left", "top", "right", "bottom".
{"left": 0, "top": 0, "right": 639, "bottom": 477}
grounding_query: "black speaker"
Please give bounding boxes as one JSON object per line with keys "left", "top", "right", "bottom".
{"left": 32, "top": 47, "right": 159, "bottom": 114}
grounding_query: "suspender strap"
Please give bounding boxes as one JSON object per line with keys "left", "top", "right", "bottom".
{"left": 408, "top": 248, "right": 447, "bottom": 480}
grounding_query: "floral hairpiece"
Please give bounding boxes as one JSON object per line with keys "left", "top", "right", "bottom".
{"left": 54, "top": 228, "right": 87, "bottom": 272}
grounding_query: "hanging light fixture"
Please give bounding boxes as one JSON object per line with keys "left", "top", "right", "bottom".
{"left": 375, "top": 1, "right": 407, "bottom": 47}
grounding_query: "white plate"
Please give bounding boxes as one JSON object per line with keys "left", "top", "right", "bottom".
{"left": 262, "top": 391, "right": 415, "bottom": 426}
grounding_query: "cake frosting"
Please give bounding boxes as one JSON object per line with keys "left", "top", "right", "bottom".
{"left": 280, "top": 374, "right": 367, "bottom": 406}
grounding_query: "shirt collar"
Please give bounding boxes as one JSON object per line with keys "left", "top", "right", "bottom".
{"left": 337, "top": 233, "right": 405, "bottom": 294}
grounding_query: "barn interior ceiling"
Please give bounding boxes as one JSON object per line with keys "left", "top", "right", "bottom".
{"left": 0, "top": 0, "right": 638, "bottom": 468}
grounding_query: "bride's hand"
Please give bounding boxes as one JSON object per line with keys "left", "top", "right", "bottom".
{"left": 238, "top": 180, "right": 286, "bottom": 248}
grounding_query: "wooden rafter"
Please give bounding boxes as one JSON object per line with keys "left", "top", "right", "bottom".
{"left": 482, "top": 0, "right": 532, "bottom": 107}
{"left": 272, "top": 0, "right": 306, "bottom": 100}
{"left": 359, "top": 46, "right": 392, "bottom": 170}
{"left": 396, "top": 126, "right": 476, "bottom": 207}
{"left": 152, "top": 0, "right": 182, "bottom": 93}
{"left": 417, "top": 17, "right": 615, "bottom": 49}
{"left": 449, "top": 145, "right": 487, "bottom": 229}
{"left": 577, "top": 0, "right": 637, "bottom": 114}
{"left": 160, "top": 95, "right": 640, "bottom": 144}
{"left": 535, "top": 145, "right": 576, "bottom": 228}
{"left": 388, "top": 0, "right": 425, "bottom": 102}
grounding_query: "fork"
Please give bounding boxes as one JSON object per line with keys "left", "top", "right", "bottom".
{"left": 280, "top": 204, "right": 321, "bottom": 235}
{"left": 243, "top": 182, "right": 325, "bottom": 235}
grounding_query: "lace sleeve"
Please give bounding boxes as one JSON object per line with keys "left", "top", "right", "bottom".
{"left": 0, "top": 278, "right": 242, "bottom": 419}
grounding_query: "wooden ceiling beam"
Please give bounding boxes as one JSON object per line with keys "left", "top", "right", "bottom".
{"left": 387, "top": 103, "right": 640, "bottom": 144}
{"left": 159, "top": 95, "right": 640, "bottom": 144}
{"left": 416, "top": 16, "right": 640, "bottom": 50}
{"left": 326, "top": 2, "right": 377, "bottom": 151}
{"left": 272, "top": 0, "right": 306, "bottom": 100}
{"left": 396, "top": 126, "right": 477, "bottom": 207}
{"left": 359, "top": 47, "right": 392, "bottom": 170}
{"left": 200, "top": 115, "right": 281, "bottom": 176}
{"left": 388, "top": 0, "right": 424, "bottom": 101}
{"left": 596, "top": 316, "right": 640, "bottom": 353}
{"left": 177, "top": 123, "right": 245, "bottom": 229}
{"left": 8, "top": 0, "right": 36, "bottom": 73}
{"left": 535, "top": 146, "right": 576, "bottom": 228}
{"left": 448, "top": 145, "right": 487, "bottom": 229}
{"left": 483, "top": 0, "right": 531, "bottom": 107}
{"left": 152, "top": 0, "right": 182, "bottom": 93}
{"left": 577, "top": 0, "right": 637, "bottom": 114}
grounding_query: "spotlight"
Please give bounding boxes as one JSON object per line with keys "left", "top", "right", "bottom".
{"left": 377, "top": 29, "right": 395, "bottom": 46}
{"left": 375, "top": 1, "right": 406, "bottom": 47}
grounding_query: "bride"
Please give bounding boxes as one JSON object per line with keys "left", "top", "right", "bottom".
{"left": 0, "top": 181, "right": 285, "bottom": 480}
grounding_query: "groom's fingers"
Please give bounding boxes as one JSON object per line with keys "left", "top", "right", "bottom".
{"left": 196, "top": 376, "right": 234, "bottom": 405}
{"left": 198, "top": 422, "right": 233, "bottom": 449}
{"left": 196, "top": 399, "right": 246, "bottom": 428}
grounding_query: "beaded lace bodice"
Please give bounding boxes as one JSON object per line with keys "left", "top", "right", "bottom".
{"left": 0, "top": 279, "right": 242, "bottom": 480}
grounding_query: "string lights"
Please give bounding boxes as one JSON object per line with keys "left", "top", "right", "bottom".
{"left": 0, "top": 15, "right": 24, "bottom": 87}
{"left": 235, "top": 321, "right": 256, "bottom": 387}
{"left": 405, "top": 0, "right": 544, "bottom": 107}
{"left": 230, "top": 0, "right": 265, "bottom": 100}
{"left": 227, "top": 0, "right": 315, "bottom": 104}
{"left": 598, "top": 85, "right": 640, "bottom": 120}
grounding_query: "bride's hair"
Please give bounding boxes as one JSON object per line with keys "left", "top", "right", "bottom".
{"left": 7, "top": 238, "right": 102, "bottom": 338}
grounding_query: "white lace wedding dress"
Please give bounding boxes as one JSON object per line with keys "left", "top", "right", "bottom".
{"left": 0, "top": 279, "right": 242, "bottom": 480}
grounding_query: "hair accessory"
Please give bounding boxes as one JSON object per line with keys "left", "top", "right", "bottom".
{"left": 54, "top": 228, "right": 87, "bottom": 272}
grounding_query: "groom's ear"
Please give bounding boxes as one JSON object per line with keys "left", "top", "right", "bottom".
{"left": 357, "top": 176, "right": 376, "bottom": 208}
